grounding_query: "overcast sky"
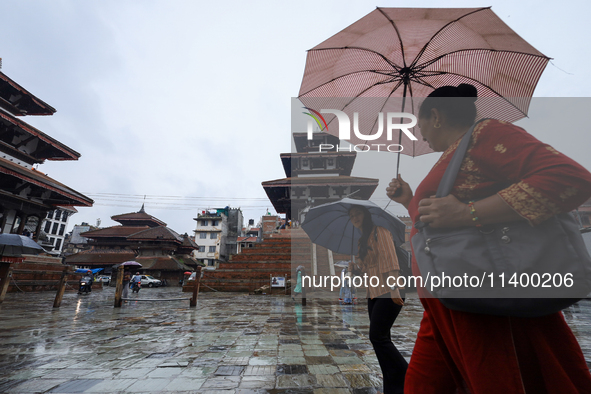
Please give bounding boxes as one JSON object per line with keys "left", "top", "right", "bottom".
{"left": 0, "top": 0, "right": 589, "bottom": 235}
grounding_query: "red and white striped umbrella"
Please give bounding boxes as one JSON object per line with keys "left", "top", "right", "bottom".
{"left": 298, "top": 7, "right": 550, "bottom": 159}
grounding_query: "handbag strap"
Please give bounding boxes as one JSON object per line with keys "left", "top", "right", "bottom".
{"left": 435, "top": 119, "right": 487, "bottom": 198}
{"left": 415, "top": 119, "right": 487, "bottom": 230}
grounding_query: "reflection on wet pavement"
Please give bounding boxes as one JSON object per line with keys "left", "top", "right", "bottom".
{"left": 0, "top": 287, "right": 590, "bottom": 393}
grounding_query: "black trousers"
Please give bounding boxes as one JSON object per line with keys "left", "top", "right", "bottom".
{"left": 368, "top": 296, "right": 408, "bottom": 394}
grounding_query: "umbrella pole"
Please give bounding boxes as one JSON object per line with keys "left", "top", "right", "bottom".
{"left": 395, "top": 82, "right": 409, "bottom": 178}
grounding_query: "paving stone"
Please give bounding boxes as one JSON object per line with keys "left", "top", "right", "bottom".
{"left": 215, "top": 365, "right": 245, "bottom": 376}
{"left": 277, "top": 364, "right": 308, "bottom": 375}
{"left": 239, "top": 375, "right": 276, "bottom": 389}
{"left": 315, "top": 374, "right": 349, "bottom": 388}
{"left": 331, "top": 357, "right": 364, "bottom": 365}
{"left": 7, "top": 378, "right": 68, "bottom": 393}
{"left": 147, "top": 366, "right": 183, "bottom": 378}
{"left": 249, "top": 357, "right": 277, "bottom": 365}
{"left": 343, "top": 373, "right": 382, "bottom": 388}
{"left": 81, "top": 378, "right": 137, "bottom": 392}
{"left": 338, "top": 364, "right": 372, "bottom": 373}
{"left": 313, "top": 389, "right": 352, "bottom": 394}
{"left": 276, "top": 374, "right": 317, "bottom": 388}
{"left": 244, "top": 365, "right": 276, "bottom": 375}
{"left": 201, "top": 375, "right": 241, "bottom": 389}
{"left": 47, "top": 379, "right": 102, "bottom": 393}
{"left": 307, "top": 365, "right": 340, "bottom": 375}
{"left": 164, "top": 377, "right": 205, "bottom": 391}
{"left": 279, "top": 356, "right": 307, "bottom": 365}
{"left": 125, "top": 377, "right": 172, "bottom": 392}
{"left": 304, "top": 356, "right": 334, "bottom": 365}
{"left": 1, "top": 290, "right": 591, "bottom": 394}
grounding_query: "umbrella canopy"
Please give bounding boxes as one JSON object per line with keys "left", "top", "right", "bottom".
{"left": 0, "top": 234, "right": 45, "bottom": 257}
{"left": 75, "top": 268, "right": 103, "bottom": 274}
{"left": 301, "top": 198, "right": 406, "bottom": 256}
{"left": 120, "top": 261, "right": 142, "bottom": 267}
{"left": 298, "top": 7, "right": 550, "bottom": 158}
{"left": 334, "top": 261, "right": 351, "bottom": 268}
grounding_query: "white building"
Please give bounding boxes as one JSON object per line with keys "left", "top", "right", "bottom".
{"left": 40, "top": 206, "right": 77, "bottom": 254}
{"left": 193, "top": 207, "right": 243, "bottom": 267}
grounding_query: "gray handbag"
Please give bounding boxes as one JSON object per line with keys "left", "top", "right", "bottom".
{"left": 412, "top": 121, "right": 591, "bottom": 317}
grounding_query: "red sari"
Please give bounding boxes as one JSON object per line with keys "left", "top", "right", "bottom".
{"left": 405, "top": 120, "right": 591, "bottom": 393}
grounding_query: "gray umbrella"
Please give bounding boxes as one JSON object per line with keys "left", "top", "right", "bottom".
{"left": 0, "top": 234, "right": 45, "bottom": 257}
{"left": 301, "top": 198, "right": 406, "bottom": 256}
{"left": 120, "top": 261, "right": 142, "bottom": 267}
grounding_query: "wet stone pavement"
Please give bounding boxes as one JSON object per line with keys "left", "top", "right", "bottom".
{"left": 0, "top": 288, "right": 590, "bottom": 394}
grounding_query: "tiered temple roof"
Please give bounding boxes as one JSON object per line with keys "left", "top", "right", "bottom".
{"left": 0, "top": 64, "right": 92, "bottom": 239}
{"left": 66, "top": 206, "right": 200, "bottom": 271}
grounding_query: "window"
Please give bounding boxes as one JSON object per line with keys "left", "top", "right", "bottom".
{"left": 199, "top": 232, "right": 207, "bottom": 239}
{"left": 198, "top": 246, "right": 205, "bottom": 253}
{"left": 51, "top": 222, "right": 59, "bottom": 235}
{"left": 212, "top": 220, "right": 219, "bottom": 226}
{"left": 59, "top": 224, "right": 65, "bottom": 236}
{"left": 62, "top": 212, "right": 68, "bottom": 222}
{"left": 55, "top": 239, "right": 62, "bottom": 251}
{"left": 46, "top": 211, "right": 53, "bottom": 219}
{"left": 44, "top": 221, "right": 51, "bottom": 233}
{"left": 201, "top": 220, "right": 208, "bottom": 226}
{"left": 210, "top": 232, "right": 217, "bottom": 239}
{"left": 49, "top": 237, "right": 55, "bottom": 245}
{"left": 208, "top": 259, "right": 215, "bottom": 266}
{"left": 208, "top": 246, "right": 216, "bottom": 253}
{"left": 54, "top": 210, "right": 61, "bottom": 221}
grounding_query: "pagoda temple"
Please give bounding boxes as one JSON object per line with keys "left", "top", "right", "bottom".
{"left": 65, "top": 205, "right": 201, "bottom": 284}
{"left": 0, "top": 62, "right": 94, "bottom": 295}
{"left": 262, "top": 132, "right": 379, "bottom": 221}
{"left": 0, "top": 66, "right": 93, "bottom": 239}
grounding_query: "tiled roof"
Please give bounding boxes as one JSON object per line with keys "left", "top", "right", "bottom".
{"left": 0, "top": 110, "right": 79, "bottom": 160}
{"left": 65, "top": 250, "right": 134, "bottom": 264}
{"left": 0, "top": 156, "right": 93, "bottom": 206}
{"left": 262, "top": 175, "right": 379, "bottom": 187}
{"left": 136, "top": 256, "right": 198, "bottom": 271}
{"left": 0, "top": 71, "right": 56, "bottom": 116}
{"left": 111, "top": 211, "right": 166, "bottom": 226}
{"left": 238, "top": 237, "right": 258, "bottom": 242}
{"left": 127, "top": 226, "right": 183, "bottom": 242}
{"left": 81, "top": 226, "right": 149, "bottom": 238}
{"left": 181, "top": 235, "right": 199, "bottom": 249}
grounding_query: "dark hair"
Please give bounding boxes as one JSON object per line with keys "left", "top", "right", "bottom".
{"left": 418, "top": 84, "right": 478, "bottom": 127}
{"left": 349, "top": 205, "right": 374, "bottom": 261}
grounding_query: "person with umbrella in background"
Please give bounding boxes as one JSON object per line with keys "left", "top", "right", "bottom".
{"left": 348, "top": 204, "right": 407, "bottom": 394}
{"left": 121, "top": 269, "right": 131, "bottom": 300}
{"left": 387, "top": 84, "right": 591, "bottom": 392}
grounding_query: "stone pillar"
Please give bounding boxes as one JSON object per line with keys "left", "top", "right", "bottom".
{"left": 114, "top": 265, "right": 124, "bottom": 308}
{"left": 190, "top": 266, "right": 202, "bottom": 307}
{"left": 16, "top": 212, "right": 26, "bottom": 235}
{"left": 0, "top": 263, "right": 13, "bottom": 303}
{"left": 53, "top": 267, "right": 69, "bottom": 308}
{"left": 33, "top": 216, "right": 43, "bottom": 242}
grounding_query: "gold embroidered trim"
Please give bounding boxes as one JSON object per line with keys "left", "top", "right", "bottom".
{"left": 546, "top": 146, "right": 560, "bottom": 155}
{"left": 494, "top": 144, "right": 507, "bottom": 154}
{"left": 498, "top": 182, "right": 561, "bottom": 225}
{"left": 559, "top": 187, "right": 579, "bottom": 202}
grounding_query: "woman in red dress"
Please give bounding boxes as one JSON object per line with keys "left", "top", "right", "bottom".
{"left": 387, "top": 84, "right": 591, "bottom": 393}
